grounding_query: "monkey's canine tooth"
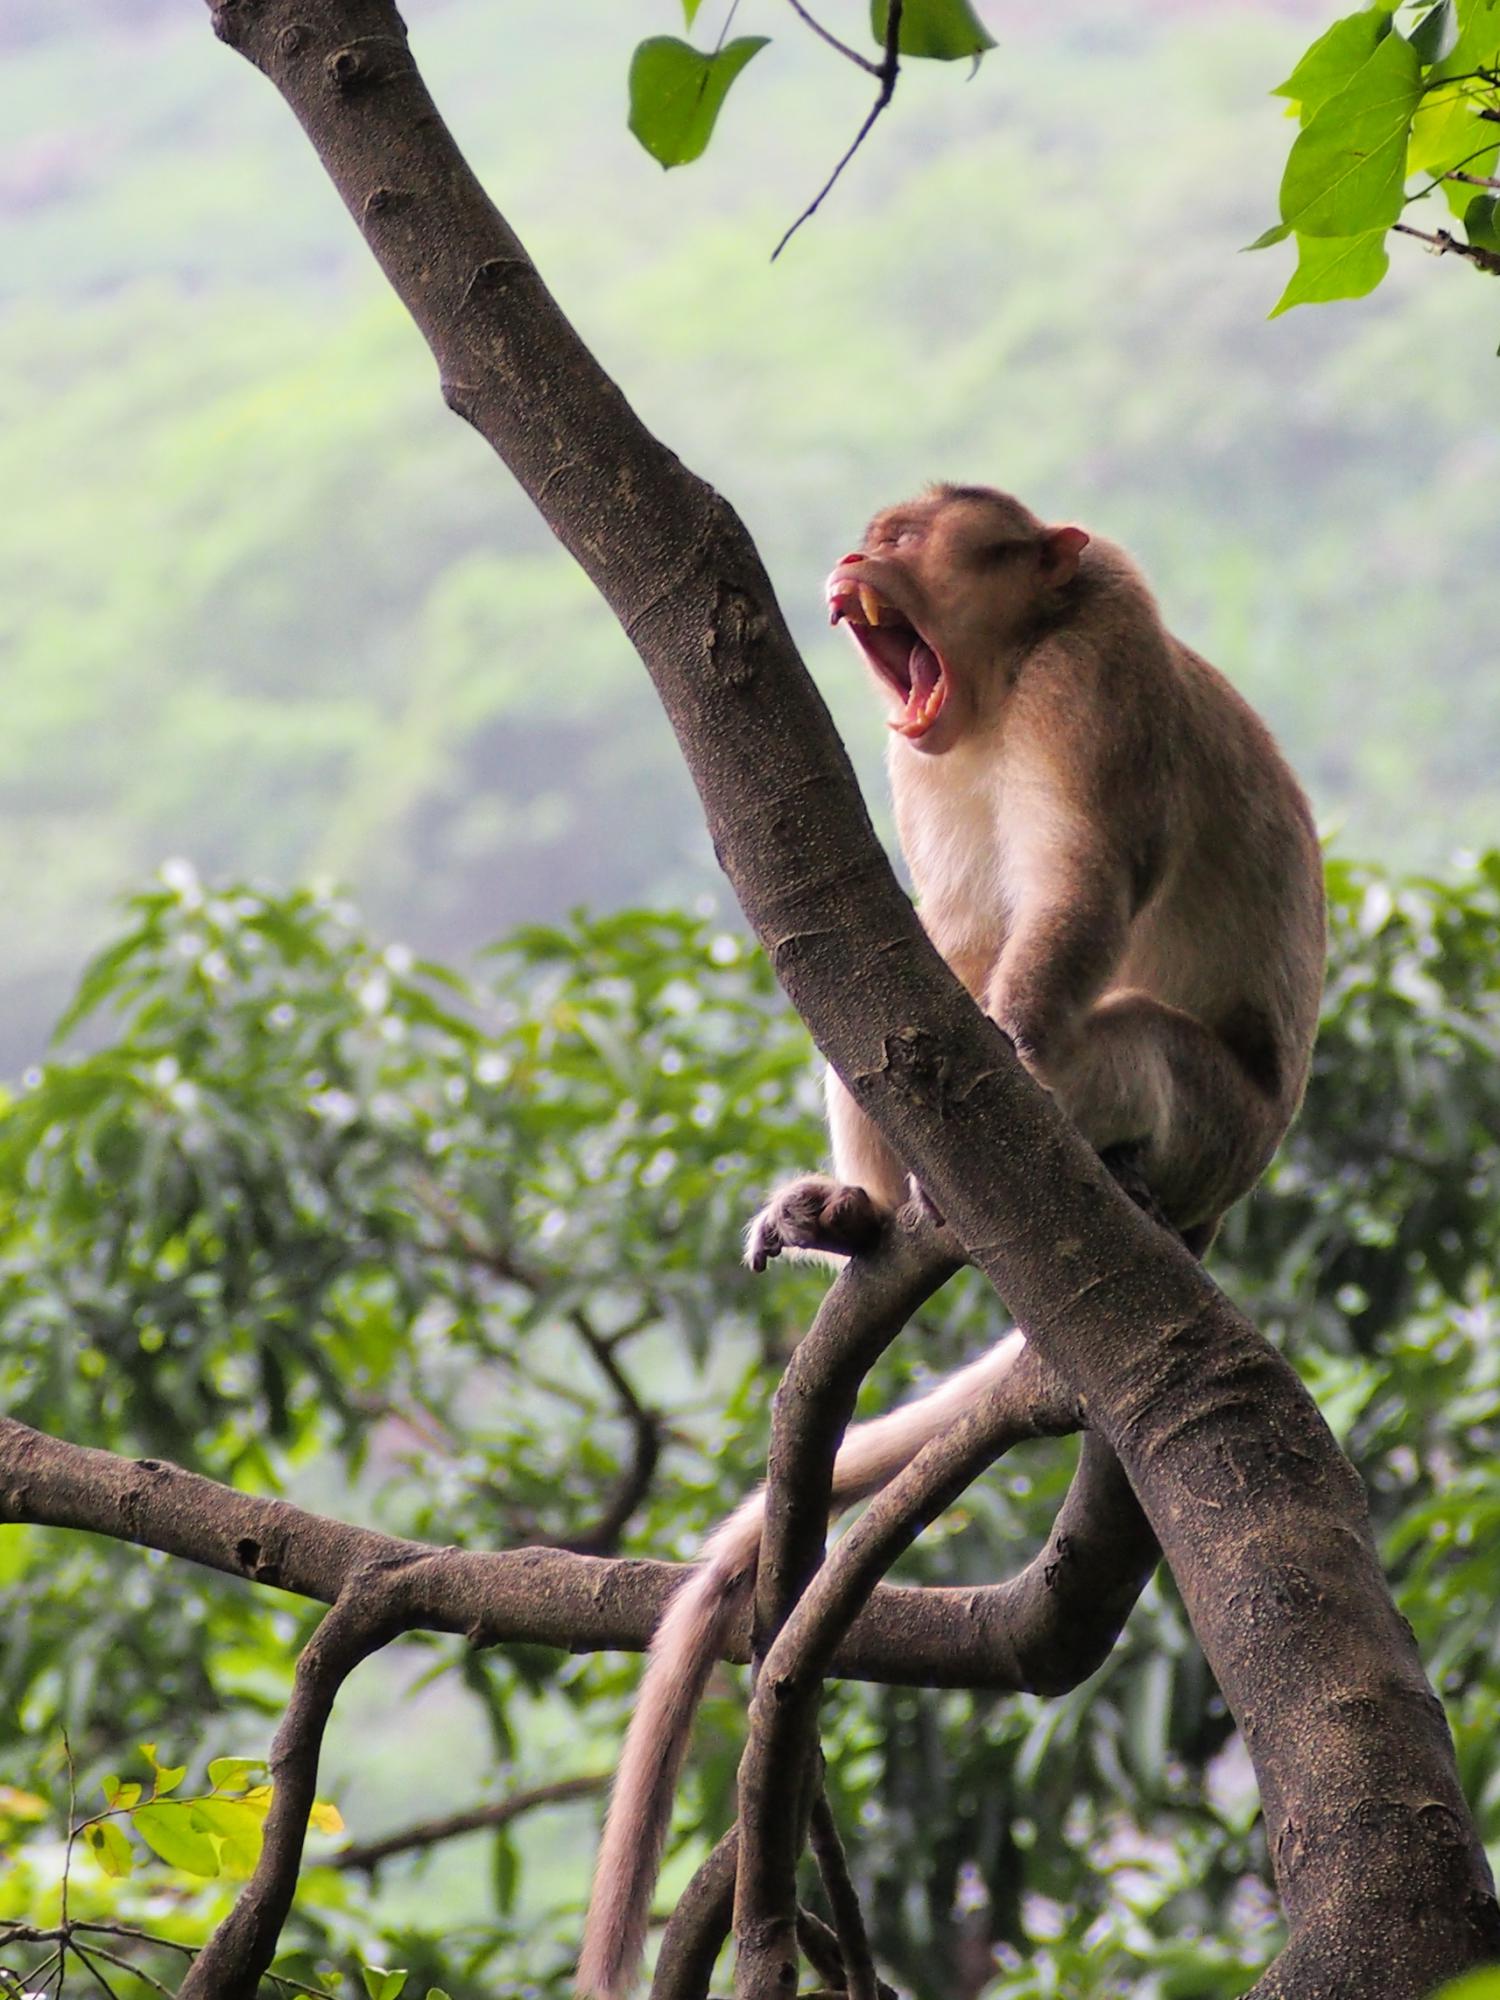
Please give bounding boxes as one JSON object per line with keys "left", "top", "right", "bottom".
{"left": 858, "top": 585, "right": 882, "bottom": 628}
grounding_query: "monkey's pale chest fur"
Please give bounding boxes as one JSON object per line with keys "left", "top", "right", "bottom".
{"left": 889, "top": 733, "right": 1057, "bottom": 994}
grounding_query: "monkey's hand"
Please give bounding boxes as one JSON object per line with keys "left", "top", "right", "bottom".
{"left": 745, "top": 1176, "right": 887, "bottom": 1272}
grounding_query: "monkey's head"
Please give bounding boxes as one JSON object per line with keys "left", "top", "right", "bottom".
{"left": 827, "top": 485, "right": 1090, "bottom": 752}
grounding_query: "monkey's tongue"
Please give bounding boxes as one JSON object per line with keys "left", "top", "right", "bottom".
{"left": 889, "top": 640, "right": 947, "bottom": 739}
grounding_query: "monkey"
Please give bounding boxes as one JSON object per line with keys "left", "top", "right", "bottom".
{"left": 576, "top": 485, "right": 1326, "bottom": 2000}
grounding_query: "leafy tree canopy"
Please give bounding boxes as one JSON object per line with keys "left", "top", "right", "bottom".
{"left": 2, "top": 853, "right": 1497, "bottom": 1996}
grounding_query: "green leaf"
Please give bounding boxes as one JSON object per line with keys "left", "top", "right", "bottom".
{"left": 51, "top": 931, "right": 153, "bottom": 1042}
{"left": 100, "top": 1775, "right": 142, "bottom": 1810}
{"left": 83, "top": 1819, "right": 135, "bottom": 1878}
{"left": 626, "top": 36, "right": 769, "bottom": 169}
{"left": 1465, "top": 191, "right": 1500, "bottom": 248}
{"left": 1408, "top": 82, "right": 1499, "bottom": 188}
{"left": 133, "top": 1801, "right": 222, "bottom": 1877}
{"left": 1434, "top": 1976, "right": 1500, "bottom": 2000}
{"left": 138, "top": 1744, "right": 187, "bottom": 1795}
{"left": 1279, "top": 31, "right": 1424, "bottom": 236}
{"left": 191, "top": 1796, "right": 266, "bottom": 1876}
{"left": 1270, "top": 228, "right": 1391, "bottom": 314}
{"left": 1272, "top": 8, "right": 1391, "bottom": 123}
{"left": 1244, "top": 221, "right": 1293, "bottom": 250}
{"left": 680, "top": 0, "right": 703, "bottom": 23}
{"left": 207, "top": 1756, "right": 268, "bottom": 1792}
{"left": 870, "top": 0, "right": 995, "bottom": 60}
{"left": 1410, "top": 0, "right": 1459, "bottom": 62}
{"left": 361, "top": 1971, "right": 409, "bottom": 2000}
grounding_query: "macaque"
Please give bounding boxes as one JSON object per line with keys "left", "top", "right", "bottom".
{"left": 577, "top": 486, "right": 1326, "bottom": 2000}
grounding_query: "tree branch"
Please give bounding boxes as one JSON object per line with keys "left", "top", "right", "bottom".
{"left": 733, "top": 1343, "right": 1079, "bottom": 2000}
{"left": 187, "top": 3, "right": 1500, "bottom": 1991}
{"left": 753, "top": 1221, "right": 962, "bottom": 1657}
{"left": 772, "top": 0, "right": 904, "bottom": 260}
{"left": 0, "top": 1412, "right": 1141, "bottom": 1690}
{"left": 783, "top": 0, "right": 880, "bottom": 77}
{"left": 1394, "top": 219, "right": 1500, "bottom": 275}
{"left": 808, "top": 1793, "right": 880, "bottom": 2000}
{"left": 179, "top": 1560, "right": 444, "bottom": 2000}
{"left": 652, "top": 1829, "right": 738, "bottom": 2000}
{"left": 332, "top": 1774, "right": 607, "bottom": 1873}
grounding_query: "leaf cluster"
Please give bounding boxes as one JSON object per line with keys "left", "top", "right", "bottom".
{"left": 0, "top": 855, "right": 1497, "bottom": 1997}
{"left": 1254, "top": 0, "right": 1500, "bottom": 318}
{"left": 626, "top": 0, "right": 993, "bottom": 170}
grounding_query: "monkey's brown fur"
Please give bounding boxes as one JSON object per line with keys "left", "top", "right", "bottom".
{"left": 578, "top": 488, "right": 1326, "bottom": 1999}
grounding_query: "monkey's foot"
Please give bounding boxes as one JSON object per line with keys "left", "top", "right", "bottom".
{"left": 745, "top": 1176, "right": 887, "bottom": 1272}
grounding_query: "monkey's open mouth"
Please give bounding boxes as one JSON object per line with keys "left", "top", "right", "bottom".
{"left": 827, "top": 578, "right": 948, "bottom": 739}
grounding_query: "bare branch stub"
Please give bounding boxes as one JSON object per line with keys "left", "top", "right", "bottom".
{"left": 1394, "top": 219, "right": 1500, "bottom": 275}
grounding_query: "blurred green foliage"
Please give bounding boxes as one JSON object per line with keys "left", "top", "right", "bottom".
{"left": 2, "top": 0, "right": 1499, "bottom": 1076}
{"left": 1, "top": 853, "right": 1498, "bottom": 1997}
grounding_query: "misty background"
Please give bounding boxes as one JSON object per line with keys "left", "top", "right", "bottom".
{"left": 3, "top": 0, "right": 1496, "bottom": 1072}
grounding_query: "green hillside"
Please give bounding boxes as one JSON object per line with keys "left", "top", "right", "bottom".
{"left": 2, "top": 0, "right": 1496, "bottom": 1067}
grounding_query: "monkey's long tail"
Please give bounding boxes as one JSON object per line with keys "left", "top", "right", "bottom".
{"left": 575, "top": 1327, "right": 1028, "bottom": 2000}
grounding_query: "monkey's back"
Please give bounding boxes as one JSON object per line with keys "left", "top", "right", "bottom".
{"left": 1112, "top": 639, "right": 1325, "bottom": 1120}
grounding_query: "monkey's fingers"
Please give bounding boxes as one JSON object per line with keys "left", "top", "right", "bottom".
{"left": 746, "top": 1176, "right": 886, "bottom": 1271}
{"left": 746, "top": 1209, "right": 784, "bottom": 1272}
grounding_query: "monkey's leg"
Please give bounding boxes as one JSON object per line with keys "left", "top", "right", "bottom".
{"left": 745, "top": 1073, "right": 906, "bottom": 1270}
{"left": 1050, "top": 990, "right": 1281, "bottom": 1232}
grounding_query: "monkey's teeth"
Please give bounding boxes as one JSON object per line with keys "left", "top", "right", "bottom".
{"left": 858, "top": 586, "right": 882, "bottom": 628}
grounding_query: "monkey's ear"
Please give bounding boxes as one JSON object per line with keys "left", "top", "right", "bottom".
{"left": 1040, "top": 525, "right": 1090, "bottom": 585}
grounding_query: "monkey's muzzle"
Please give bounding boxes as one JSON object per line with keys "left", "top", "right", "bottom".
{"left": 827, "top": 570, "right": 948, "bottom": 740}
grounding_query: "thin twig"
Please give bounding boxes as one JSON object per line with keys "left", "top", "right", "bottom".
{"left": 809, "top": 1792, "right": 880, "bottom": 2000}
{"left": 70, "top": 1942, "right": 128, "bottom": 2000}
{"left": 1394, "top": 220, "right": 1500, "bottom": 274}
{"left": 333, "top": 1773, "right": 606, "bottom": 1871}
{"left": 71, "top": 1924, "right": 194, "bottom": 1958}
{"left": 772, "top": 0, "right": 905, "bottom": 260}
{"left": 562, "top": 1308, "right": 663, "bottom": 1554}
{"left": 784, "top": 0, "right": 880, "bottom": 75}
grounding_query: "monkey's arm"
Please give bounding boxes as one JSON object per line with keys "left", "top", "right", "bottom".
{"left": 985, "top": 850, "right": 1134, "bottom": 1079}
